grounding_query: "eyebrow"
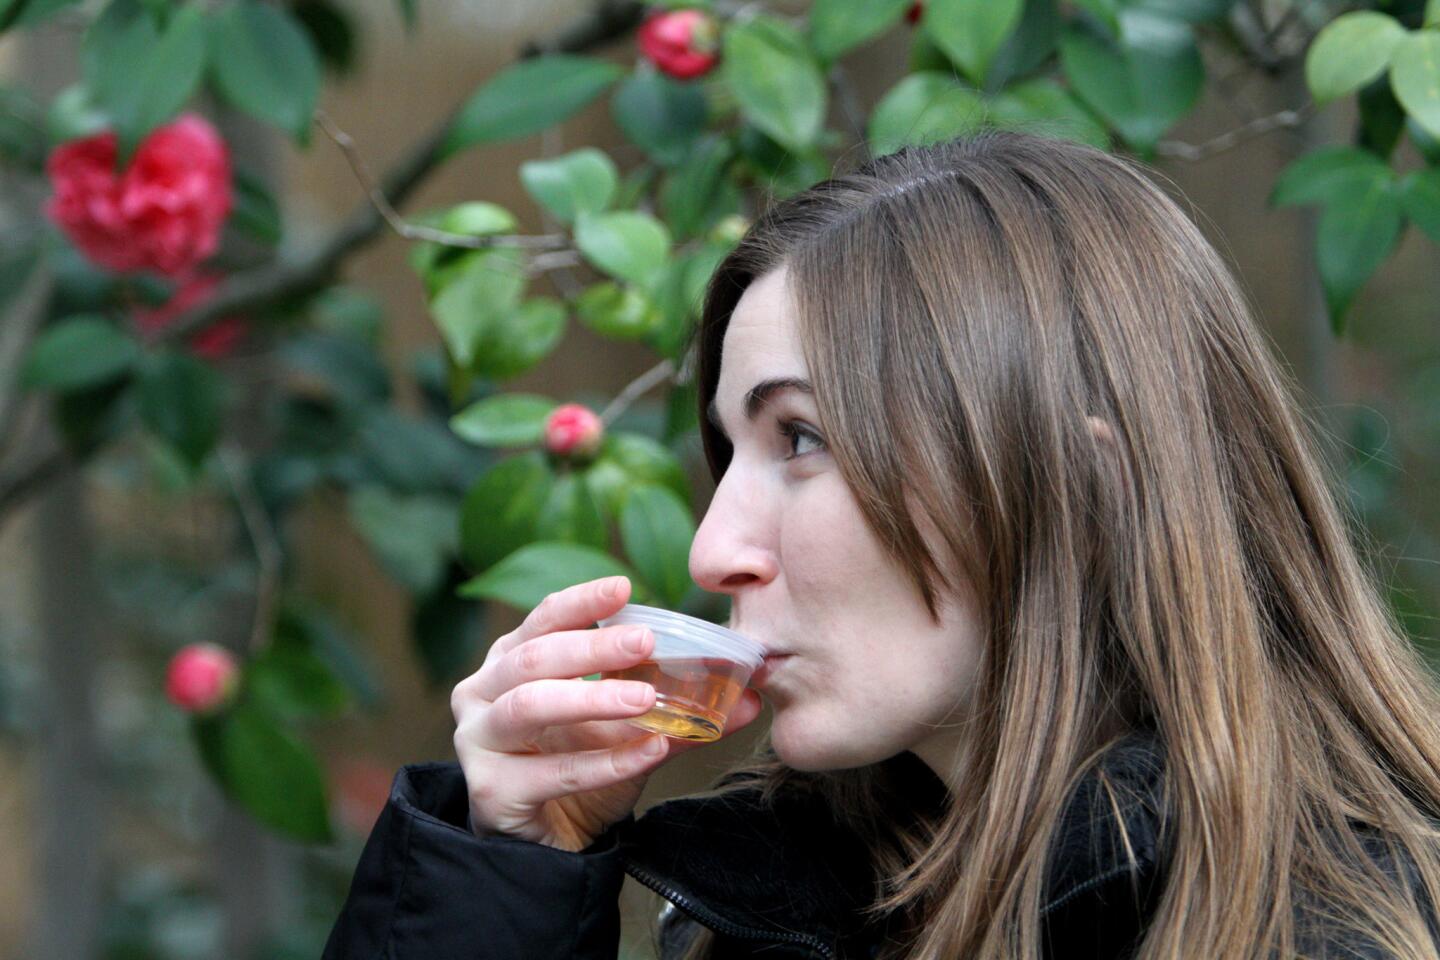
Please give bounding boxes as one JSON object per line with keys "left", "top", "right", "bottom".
{"left": 706, "top": 376, "right": 814, "bottom": 438}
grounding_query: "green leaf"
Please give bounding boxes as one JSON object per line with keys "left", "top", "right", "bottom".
{"left": 460, "top": 450, "right": 554, "bottom": 573}
{"left": 619, "top": 483, "right": 696, "bottom": 608}
{"left": 1315, "top": 175, "right": 1403, "bottom": 335}
{"left": 441, "top": 55, "right": 623, "bottom": 158}
{"left": 209, "top": 1, "right": 321, "bottom": 144}
{"left": 611, "top": 67, "right": 709, "bottom": 167}
{"left": 409, "top": 203, "right": 519, "bottom": 294}
{"left": 1399, "top": 168, "right": 1440, "bottom": 244}
{"left": 660, "top": 135, "right": 740, "bottom": 241}
{"left": 593, "top": 431, "right": 692, "bottom": 512}
{"left": 231, "top": 167, "right": 283, "bottom": 245}
{"left": 1270, "top": 147, "right": 1391, "bottom": 207}
{"left": 450, "top": 392, "right": 557, "bottom": 447}
{"left": 4, "top": 0, "right": 82, "bottom": 33}
{"left": 925, "top": 0, "right": 1023, "bottom": 86}
{"left": 347, "top": 487, "right": 458, "bottom": 593}
{"left": 986, "top": 0, "right": 1061, "bottom": 91}
{"left": 471, "top": 296, "right": 568, "bottom": 381}
{"left": 1391, "top": 32, "right": 1440, "bottom": 142}
{"left": 193, "top": 704, "right": 333, "bottom": 843}
{"left": 868, "top": 72, "right": 985, "bottom": 156}
{"left": 457, "top": 541, "right": 638, "bottom": 610}
{"left": 520, "top": 148, "right": 618, "bottom": 224}
{"left": 46, "top": 83, "right": 108, "bottom": 144}
{"left": 575, "top": 281, "right": 663, "bottom": 340}
{"left": 535, "top": 471, "right": 609, "bottom": 551}
{"left": 722, "top": 16, "right": 828, "bottom": 152}
{"left": 82, "top": 1, "right": 208, "bottom": 163}
{"left": 22, "top": 315, "right": 139, "bottom": 392}
{"left": 809, "top": 0, "right": 912, "bottom": 61}
{"left": 1129, "top": 0, "right": 1233, "bottom": 23}
{"left": 1357, "top": 76, "right": 1407, "bottom": 160}
{"left": 413, "top": 568, "right": 482, "bottom": 687}
{"left": 574, "top": 211, "right": 671, "bottom": 287}
{"left": 246, "top": 646, "right": 350, "bottom": 721}
{"left": 427, "top": 248, "right": 527, "bottom": 371}
{"left": 137, "top": 349, "right": 225, "bottom": 472}
{"left": 354, "top": 407, "right": 480, "bottom": 494}
{"left": 1304, "top": 12, "right": 1406, "bottom": 105}
{"left": 988, "top": 77, "right": 1109, "bottom": 148}
{"left": 1059, "top": 16, "right": 1202, "bottom": 152}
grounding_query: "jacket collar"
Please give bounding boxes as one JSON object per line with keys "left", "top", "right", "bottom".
{"left": 617, "top": 731, "right": 1168, "bottom": 955}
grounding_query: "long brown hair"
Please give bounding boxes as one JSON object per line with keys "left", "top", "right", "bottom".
{"left": 652, "top": 129, "right": 1440, "bottom": 959}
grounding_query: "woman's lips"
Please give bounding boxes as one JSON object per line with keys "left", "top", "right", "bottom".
{"left": 751, "top": 653, "right": 793, "bottom": 688}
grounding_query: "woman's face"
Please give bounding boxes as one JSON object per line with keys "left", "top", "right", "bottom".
{"left": 689, "top": 265, "right": 984, "bottom": 786}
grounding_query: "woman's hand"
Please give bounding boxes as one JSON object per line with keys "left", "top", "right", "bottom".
{"left": 450, "top": 575, "right": 764, "bottom": 852}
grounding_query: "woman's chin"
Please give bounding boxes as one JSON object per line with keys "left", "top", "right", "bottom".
{"left": 770, "top": 712, "right": 872, "bottom": 772}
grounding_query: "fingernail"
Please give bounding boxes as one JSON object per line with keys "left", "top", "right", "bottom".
{"left": 622, "top": 627, "right": 649, "bottom": 655}
{"left": 604, "top": 577, "right": 624, "bottom": 599}
{"left": 641, "top": 734, "right": 665, "bottom": 755}
{"left": 621, "top": 684, "right": 651, "bottom": 708}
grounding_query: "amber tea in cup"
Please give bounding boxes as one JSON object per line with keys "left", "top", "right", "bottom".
{"left": 596, "top": 604, "right": 764, "bottom": 742}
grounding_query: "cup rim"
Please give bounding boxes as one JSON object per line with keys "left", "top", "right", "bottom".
{"left": 597, "top": 603, "right": 766, "bottom": 668}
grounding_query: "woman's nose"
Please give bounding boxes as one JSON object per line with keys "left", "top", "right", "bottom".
{"left": 688, "top": 472, "right": 778, "bottom": 594}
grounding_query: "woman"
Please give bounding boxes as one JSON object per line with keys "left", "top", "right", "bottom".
{"left": 323, "top": 130, "right": 1440, "bottom": 959}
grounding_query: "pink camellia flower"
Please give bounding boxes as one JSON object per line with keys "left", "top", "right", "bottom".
{"left": 638, "top": 9, "right": 720, "bottom": 80}
{"left": 133, "top": 270, "right": 248, "bottom": 361}
{"left": 45, "top": 113, "right": 232, "bottom": 278}
{"left": 164, "top": 642, "right": 240, "bottom": 715}
{"left": 544, "top": 403, "right": 604, "bottom": 459}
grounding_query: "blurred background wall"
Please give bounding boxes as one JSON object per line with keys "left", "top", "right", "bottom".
{"left": 1, "top": 1, "right": 1438, "bottom": 958}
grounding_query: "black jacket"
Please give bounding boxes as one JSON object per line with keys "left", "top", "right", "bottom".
{"left": 323, "top": 732, "right": 1171, "bottom": 959}
{"left": 321, "top": 730, "right": 1433, "bottom": 959}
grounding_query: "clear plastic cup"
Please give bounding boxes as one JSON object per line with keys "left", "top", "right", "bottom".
{"left": 596, "top": 603, "right": 765, "bottom": 742}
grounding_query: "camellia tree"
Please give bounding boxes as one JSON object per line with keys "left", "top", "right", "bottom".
{"left": 2, "top": 0, "right": 1439, "bottom": 854}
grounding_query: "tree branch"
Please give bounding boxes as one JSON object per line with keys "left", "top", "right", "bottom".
{"left": 600, "top": 358, "right": 678, "bottom": 427}
{"left": 0, "top": 1, "right": 647, "bottom": 523}
{"left": 160, "top": 0, "right": 646, "bottom": 344}
{"left": 1156, "top": 102, "right": 1314, "bottom": 161}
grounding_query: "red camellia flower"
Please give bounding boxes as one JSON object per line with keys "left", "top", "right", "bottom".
{"left": 906, "top": 1, "right": 924, "bottom": 24}
{"left": 638, "top": 8, "right": 720, "bottom": 80}
{"left": 544, "top": 403, "right": 605, "bottom": 459}
{"left": 164, "top": 642, "right": 240, "bottom": 715}
{"left": 133, "top": 270, "right": 248, "bottom": 361}
{"left": 45, "top": 113, "right": 232, "bottom": 278}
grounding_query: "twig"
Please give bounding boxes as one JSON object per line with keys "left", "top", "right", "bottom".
{"left": 599, "top": 358, "right": 678, "bottom": 426}
{"left": 0, "top": 437, "right": 70, "bottom": 535}
{"left": 527, "top": 250, "right": 585, "bottom": 275}
{"left": 1156, "top": 103, "right": 1313, "bottom": 161}
{"left": 313, "top": 109, "right": 569, "bottom": 251}
{"left": 219, "top": 444, "right": 282, "bottom": 656}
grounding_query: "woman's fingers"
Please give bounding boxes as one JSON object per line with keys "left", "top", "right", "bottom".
{"left": 479, "top": 678, "right": 656, "bottom": 752}
{"left": 489, "top": 733, "right": 670, "bottom": 809}
{"left": 472, "top": 623, "right": 653, "bottom": 703}
{"left": 493, "top": 576, "right": 632, "bottom": 657}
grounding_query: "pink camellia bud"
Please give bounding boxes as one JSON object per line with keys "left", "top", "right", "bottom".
{"left": 44, "top": 112, "right": 232, "bottom": 278}
{"left": 638, "top": 9, "right": 720, "bottom": 81}
{"left": 164, "top": 643, "right": 240, "bottom": 715}
{"left": 544, "top": 403, "right": 604, "bottom": 459}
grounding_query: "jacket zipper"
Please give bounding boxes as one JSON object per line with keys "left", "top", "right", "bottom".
{"left": 624, "top": 860, "right": 838, "bottom": 959}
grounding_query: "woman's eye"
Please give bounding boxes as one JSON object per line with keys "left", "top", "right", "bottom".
{"left": 778, "top": 420, "right": 825, "bottom": 460}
